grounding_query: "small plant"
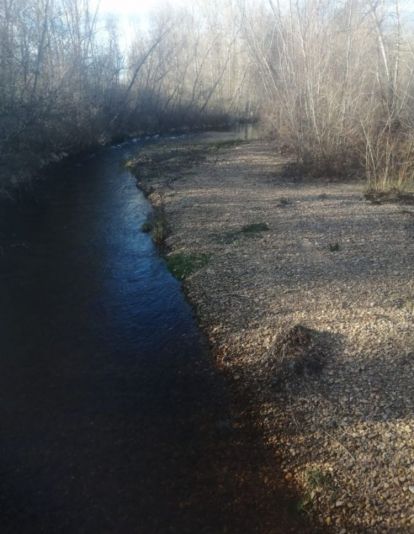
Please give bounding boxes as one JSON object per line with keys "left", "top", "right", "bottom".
{"left": 142, "top": 208, "right": 168, "bottom": 245}
{"left": 241, "top": 222, "right": 269, "bottom": 234}
{"left": 305, "top": 468, "right": 334, "bottom": 491}
{"left": 295, "top": 468, "right": 335, "bottom": 515}
{"left": 166, "top": 252, "right": 210, "bottom": 280}
{"left": 151, "top": 218, "right": 168, "bottom": 245}
{"left": 329, "top": 242, "right": 340, "bottom": 252}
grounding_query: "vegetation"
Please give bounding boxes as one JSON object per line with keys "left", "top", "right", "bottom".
{"left": 305, "top": 468, "right": 334, "bottom": 493}
{"left": 248, "top": 0, "right": 414, "bottom": 191}
{"left": 166, "top": 253, "right": 211, "bottom": 281}
{"left": 2, "top": 0, "right": 414, "bottom": 193}
{"left": 141, "top": 207, "right": 168, "bottom": 246}
{"left": 0, "top": 0, "right": 253, "bottom": 190}
{"left": 297, "top": 467, "right": 336, "bottom": 515}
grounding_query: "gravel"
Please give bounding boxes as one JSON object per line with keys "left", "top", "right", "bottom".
{"left": 135, "top": 138, "right": 414, "bottom": 532}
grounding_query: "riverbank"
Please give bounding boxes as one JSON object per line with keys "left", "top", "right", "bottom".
{"left": 0, "top": 120, "right": 245, "bottom": 196}
{"left": 128, "top": 137, "right": 414, "bottom": 532}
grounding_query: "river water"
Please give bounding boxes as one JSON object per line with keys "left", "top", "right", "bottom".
{"left": 0, "top": 127, "right": 306, "bottom": 534}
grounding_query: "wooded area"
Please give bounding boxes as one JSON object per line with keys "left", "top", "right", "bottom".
{"left": 0, "top": 0, "right": 253, "bottom": 188}
{"left": 1, "top": 0, "right": 413, "bottom": 191}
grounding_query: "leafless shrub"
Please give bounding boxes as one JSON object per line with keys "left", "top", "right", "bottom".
{"left": 0, "top": 0, "right": 253, "bottom": 189}
{"left": 243, "top": 0, "right": 414, "bottom": 190}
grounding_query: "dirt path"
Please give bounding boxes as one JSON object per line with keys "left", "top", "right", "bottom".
{"left": 132, "top": 138, "right": 414, "bottom": 532}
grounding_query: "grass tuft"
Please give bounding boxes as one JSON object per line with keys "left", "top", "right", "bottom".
{"left": 166, "top": 252, "right": 210, "bottom": 280}
{"left": 305, "top": 468, "right": 334, "bottom": 491}
{"left": 141, "top": 208, "right": 168, "bottom": 245}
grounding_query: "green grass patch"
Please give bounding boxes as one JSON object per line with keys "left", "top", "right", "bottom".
{"left": 166, "top": 252, "right": 210, "bottom": 280}
{"left": 305, "top": 468, "right": 334, "bottom": 491}
{"left": 294, "top": 468, "right": 336, "bottom": 516}
{"left": 328, "top": 242, "right": 340, "bottom": 252}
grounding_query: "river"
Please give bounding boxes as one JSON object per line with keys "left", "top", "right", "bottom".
{"left": 0, "top": 127, "right": 306, "bottom": 534}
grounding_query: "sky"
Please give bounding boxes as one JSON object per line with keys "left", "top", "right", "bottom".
{"left": 94, "top": 0, "right": 193, "bottom": 49}
{"left": 98, "top": 0, "right": 165, "bottom": 18}
{"left": 96, "top": 0, "right": 194, "bottom": 27}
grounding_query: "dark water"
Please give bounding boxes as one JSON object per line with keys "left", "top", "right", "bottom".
{"left": 0, "top": 133, "right": 214, "bottom": 530}
{"left": 0, "top": 128, "right": 308, "bottom": 534}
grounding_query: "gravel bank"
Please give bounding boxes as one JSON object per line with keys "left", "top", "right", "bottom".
{"left": 131, "top": 138, "right": 414, "bottom": 532}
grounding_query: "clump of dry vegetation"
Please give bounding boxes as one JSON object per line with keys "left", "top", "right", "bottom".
{"left": 245, "top": 0, "right": 414, "bottom": 192}
{"left": 142, "top": 206, "right": 169, "bottom": 246}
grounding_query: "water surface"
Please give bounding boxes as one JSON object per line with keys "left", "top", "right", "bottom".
{"left": 0, "top": 128, "right": 308, "bottom": 534}
{"left": 0, "top": 135, "right": 220, "bottom": 531}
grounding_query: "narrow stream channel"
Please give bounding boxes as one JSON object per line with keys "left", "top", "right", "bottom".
{"left": 0, "top": 128, "right": 307, "bottom": 534}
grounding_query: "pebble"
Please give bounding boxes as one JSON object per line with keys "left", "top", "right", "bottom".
{"left": 155, "top": 138, "right": 414, "bottom": 533}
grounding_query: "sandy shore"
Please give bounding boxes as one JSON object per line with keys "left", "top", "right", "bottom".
{"left": 130, "top": 137, "right": 414, "bottom": 532}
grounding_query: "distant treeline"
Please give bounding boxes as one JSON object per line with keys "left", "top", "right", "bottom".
{"left": 0, "top": 0, "right": 254, "bottom": 189}
{"left": 1, "top": 0, "right": 413, "bottom": 191}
